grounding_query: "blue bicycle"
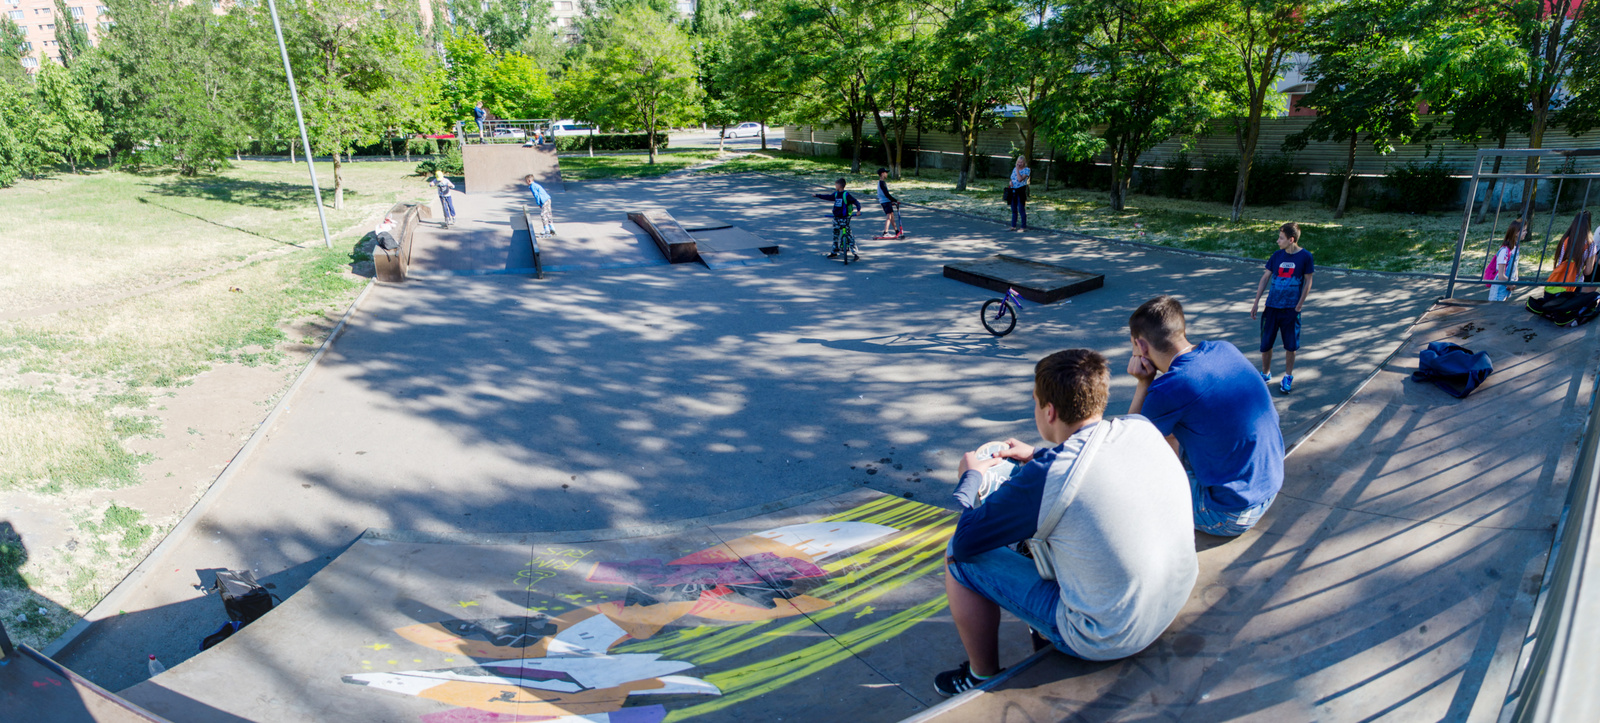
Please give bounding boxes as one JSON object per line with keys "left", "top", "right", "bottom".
{"left": 981, "top": 287, "right": 1024, "bottom": 337}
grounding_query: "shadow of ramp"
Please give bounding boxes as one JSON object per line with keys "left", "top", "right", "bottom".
{"left": 0, "top": 642, "right": 181, "bottom": 723}
{"left": 908, "top": 300, "right": 1600, "bottom": 722}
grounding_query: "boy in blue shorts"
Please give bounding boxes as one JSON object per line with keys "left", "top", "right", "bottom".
{"left": 1251, "top": 222, "right": 1313, "bottom": 393}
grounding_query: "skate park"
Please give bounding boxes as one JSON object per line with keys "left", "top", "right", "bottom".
{"left": 8, "top": 145, "right": 1600, "bottom": 723}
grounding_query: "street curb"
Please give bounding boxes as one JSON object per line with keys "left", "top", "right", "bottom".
{"left": 44, "top": 280, "right": 377, "bottom": 658}
{"left": 894, "top": 647, "right": 1055, "bottom": 723}
{"left": 735, "top": 171, "right": 1453, "bottom": 282}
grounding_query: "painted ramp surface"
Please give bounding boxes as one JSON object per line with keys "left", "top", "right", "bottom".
{"left": 0, "top": 644, "right": 169, "bottom": 722}
{"left": 120, "top": 491, "right": 1010, "bottom": 722}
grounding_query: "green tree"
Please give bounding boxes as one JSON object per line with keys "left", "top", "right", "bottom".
{"left": 443, "top": 32, "right": 552, "bottom": 124}
{"left": 1284, "top": 0, "right": 1431, "bottom": 218}
{"left": 35, "top": 58, "right": 108, "bottom": 172}
{"left": 1217, "top": 0, "right": 1305, "bottom": 222}
{"left": 1040, "top": 0, "right": 1231, "bottom": 210}
{"left": 573, "top": 5, "right": 701, "bottom": 163}
{"left": 0, "top": 75, "right": 63, "bottom": 185}
{"left": 288, "top": 0, "right": 438, "bottom": 208}
{"left": 0, "top": 18, "right": 27, "bottom": 86}
{"left": 443, "top": 0, "right": 556, "bottom": 56}
{"left": 931, "top": 0, "right": 1016, "bottom": 190}
{"left": 52, "top": 0, "right": 92, "bottom": 68}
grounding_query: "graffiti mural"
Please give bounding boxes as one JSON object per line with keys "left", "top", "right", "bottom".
{"left": 342, "top": 495, "right": 955, "bottom": 722}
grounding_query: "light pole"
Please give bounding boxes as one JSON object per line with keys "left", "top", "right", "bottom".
{"left": 265, "top": 0, "right": 331, "bottom": 249}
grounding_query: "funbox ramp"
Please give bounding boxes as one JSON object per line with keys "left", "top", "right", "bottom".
{"left": 118, "top": 490, "right": 1027, "bottom": 723}
{"left": 0, "top": 643, "right": 170, "bottom": 723}
{"left": 463, "top": 145, "right": 564, "bottom": 195}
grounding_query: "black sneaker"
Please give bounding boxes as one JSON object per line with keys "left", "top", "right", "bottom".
{"left": 933, "top": 661, "right": 1001, "bottom": 697}
{"left": 827, "top": 252, "right": 839, "bottom": 259}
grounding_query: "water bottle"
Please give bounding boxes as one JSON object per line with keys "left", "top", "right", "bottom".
{"left": 147, "top": 654, "right": 165, "bottom": 677}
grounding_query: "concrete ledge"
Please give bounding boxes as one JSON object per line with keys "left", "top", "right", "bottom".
{"left": 943, "top": 254, "right": 1104, "bottom": 304}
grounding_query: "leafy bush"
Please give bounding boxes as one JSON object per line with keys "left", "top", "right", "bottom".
{"left": 551, "top": 133, "right": 669, "bottom": 152}
{"left": 1378, "top": 158, "right": 1457, "bottom": 214}
{"left": 1195, "top": 153, "right": 1301, "bottom": 205}
{"left": 414, "top": 144, "right": 463, "bottom": 176}
{"left": 836, "top": 134, "right": 886, "bottom": 164}
{"left": 1159, "top": 153, "right": 1192, "bottom": 198}
{"left": 1249, "top": 154, "right": 1303, "bottom": 206}
{"left": 1197, "top": 154, "right": 1239, "bottom": 203}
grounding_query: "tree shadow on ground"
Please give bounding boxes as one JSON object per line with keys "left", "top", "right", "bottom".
{"left": 147, "top": 176, "right": 359, "bottom": 211}
{"left": 134, "top": 197, "right": 304, "bottom": 247}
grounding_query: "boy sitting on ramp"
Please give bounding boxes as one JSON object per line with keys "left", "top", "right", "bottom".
{"left": 524, "top": 174, "right": 555, "bottom": 236}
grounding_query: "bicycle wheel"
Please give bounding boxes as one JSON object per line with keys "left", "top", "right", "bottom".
{"left": 981, "top": 299, "right": 1017, "bottom": 337}
{"left": 841, "top": 227, "right": 854, "bottom": 265}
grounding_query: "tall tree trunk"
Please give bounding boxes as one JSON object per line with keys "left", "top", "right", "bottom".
{"left": 1231, "top": 96, "right": 1266, "bottom": 222}
{"left": 648, "top": 108, "right": 659, "bottom": 165}
{"left": 868, "top": 91, "right": 891, "bottom": 172}
{"left": 1335, "top": 134, "right": 1357, "bottom": 219}
{"left": 1108, "top": 140, "right": 1127, "bottom": 212}
{"left": 289, "top": 140, "right": 295, "bottom": 164}
{"left": 718, "top": 125, "right": 726, "bottom": 152}
{"left": 849, "top": 113, "right": 864, "bottom": 174}
{"left": 333, "top": 155, "right": 344, "bottom": 210}
{"left": 759, "top": 120, "right": 767, "bottom": 150}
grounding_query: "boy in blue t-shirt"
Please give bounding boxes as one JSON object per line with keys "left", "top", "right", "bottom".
{"left": 1251, "top": 222, "right": 1314, "bottom": 394}
{"left": 812, "top": 178, "right": 863, "bottom": 259}
{"left": 523, "top": 174, "right": 554, "bottom": 236}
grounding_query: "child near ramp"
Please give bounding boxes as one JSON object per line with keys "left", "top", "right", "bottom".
{"left": 1250, "top": 222, "right": 1314, "bottom": 394}
{"left": 813, "top": 178, "right": 862, "bottom": 259}
{"left": 524, "top": 174, "right": 555, "bottom": 236}
{"left": 430, "top": 171, "right": 457, "bottom": 226}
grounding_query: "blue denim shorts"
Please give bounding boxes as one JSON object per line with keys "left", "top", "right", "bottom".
{"left": 1190, "top": 471, "right": 1274, "bottom": 536}
{"left": 946, "top": 541, "right": 1079, "bottom": 656}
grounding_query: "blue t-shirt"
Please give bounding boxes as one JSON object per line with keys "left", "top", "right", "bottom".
{"left": 1141, "top": 342, "right": 1283, "bottom": 509}
{"left": 528, "top": 182, "right": 551, "bottom": 206}
{"left": 1264, "top": 248, "right": 1314, "bottom": 309}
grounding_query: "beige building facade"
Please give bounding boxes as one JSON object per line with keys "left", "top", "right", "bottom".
{"left": 5, "top": 0, "right": 108, "bottom": 70}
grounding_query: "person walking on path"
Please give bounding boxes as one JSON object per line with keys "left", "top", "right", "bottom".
{"left": 525, "top": 174, "right": 555, "bottom": 236}
{"left": 1007, "top": 156, "right": 1031, "bottom": 232}
{"left": 473, "top": 101, "right": 488, "bottom": 143}
{"left": 1486, "top": 220, "right": 1524, "bottom": 302}
{"left": 430, "top": 171, "right": 457, "bottom": 226}
{"left": 813, "top": 178, "right": 863, "bottom": 259}
{"left": 1250, "top": 222, "right": 1315, "bottom": 393}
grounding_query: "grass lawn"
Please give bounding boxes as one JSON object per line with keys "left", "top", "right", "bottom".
{"left": 707, "top": 150, "right": 1531, "bottom": 276}
{"left": 0, "top": 160, "right": 426, "bottom": 645}
{"left": 560, "top": 151, "right": 720, "bottom": 182}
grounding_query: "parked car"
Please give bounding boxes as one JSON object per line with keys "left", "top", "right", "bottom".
{"left": 549, "top": 120, "right": 596, "bottom": 137}
{"left": 722, "top": 122, "right": 765, "bottom": 139}
{"left": 492, "top": 127, "right": 527, "bottom": 138}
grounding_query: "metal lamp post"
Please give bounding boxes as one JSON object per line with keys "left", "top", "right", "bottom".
{"left": 264, "top": 0, "right": 332, "bottom": 249}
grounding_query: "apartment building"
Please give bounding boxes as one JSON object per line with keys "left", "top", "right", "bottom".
{"left": 4, "top": 0, "right": 108, "bottom": 70}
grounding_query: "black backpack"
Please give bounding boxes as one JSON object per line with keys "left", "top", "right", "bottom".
{"left": 1527, "top": 291, "right": 1600, "bottom": 327}
{"left": 198, "top": 570, "right": 277, "bottom": 652}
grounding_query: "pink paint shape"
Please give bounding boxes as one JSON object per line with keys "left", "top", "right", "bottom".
{"left": 419, "top": 710, "right": 556, "bottom": 723}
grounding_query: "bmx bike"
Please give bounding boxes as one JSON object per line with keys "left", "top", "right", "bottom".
{"left": 830, "top": 217, "right": 860, "bottom": 265}
{"left": 980, "top": 287, "right": 1025, "bottom": 337}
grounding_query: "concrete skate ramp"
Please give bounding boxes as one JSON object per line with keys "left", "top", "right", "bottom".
{"left": 917, "top": 299, "right": 1600, "bottom": 722}
{"left": 462, "top": 144, "right": 563, "bottom": 194}
{"left": 1, "top": 644, "right": 171, "bottom": 722}
{"left": 119, "top": 490, "right": 1018, "bottom": 722}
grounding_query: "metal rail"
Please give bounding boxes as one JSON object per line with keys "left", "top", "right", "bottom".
{"left": 1446, "top": 148, "right": 1598, "bottom": 299}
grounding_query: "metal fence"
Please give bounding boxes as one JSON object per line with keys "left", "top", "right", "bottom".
{"left": 1446, "top": 148, "right": 1600, "bottom": 298}
{"left": 452, "top": 119, "right": 553, "bottom": 146}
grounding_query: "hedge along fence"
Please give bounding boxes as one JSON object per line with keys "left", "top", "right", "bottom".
{"left": 551, "top": 133, "right": 669, "bottom": 152}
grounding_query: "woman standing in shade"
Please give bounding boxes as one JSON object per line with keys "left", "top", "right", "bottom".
{"left": 1008, "top": 156, "right": 1031, "bottom": 232}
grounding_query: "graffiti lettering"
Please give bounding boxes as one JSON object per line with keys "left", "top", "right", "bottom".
{"left": 514, "top": 548, "right": 594, "bottom": 590}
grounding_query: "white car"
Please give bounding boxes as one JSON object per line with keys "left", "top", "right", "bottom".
{"left": 492, "top": 127, "right": 526, "bottom": 138}
{"left": 722, "top": 122, "right": 765, "bottom": 138}
{"left": 549, "top": 120, "right": 596, "bottom": 137}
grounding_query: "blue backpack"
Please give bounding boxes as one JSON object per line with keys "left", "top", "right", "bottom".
{"left": 1410, "top": 342, "right": 1493, "bottom": 399}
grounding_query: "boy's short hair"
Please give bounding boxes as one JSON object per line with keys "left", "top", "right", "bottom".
{"left": 523, "top": 174, "right": 534, "bottom": 184}
{"left": 1279, "top": 222, "right": 1301, "bottom": 243}
{"left": 835, "top": 178, "right": 847, "bottom": 186}
{"left": 877, "top": 167, "right": 888, "bottom": 175}
{"left": 1128, "top": 296, "right": 1187, "bottom": 355}
{"left": 1035, "top": 349, "right": 1110, "bottom": 423}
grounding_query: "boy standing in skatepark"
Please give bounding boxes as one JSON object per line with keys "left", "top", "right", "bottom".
{"left": 813, "top": 178, "right": 862, "bottom": 259}
{"left": 1251, "top": 222, "right": 1314, "bottom": 393}
{"left": 429, "top": 171, "right": 456, "bottom": 227}
{"left": 524, "top": 174, "right": 555, "bottom": 236}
